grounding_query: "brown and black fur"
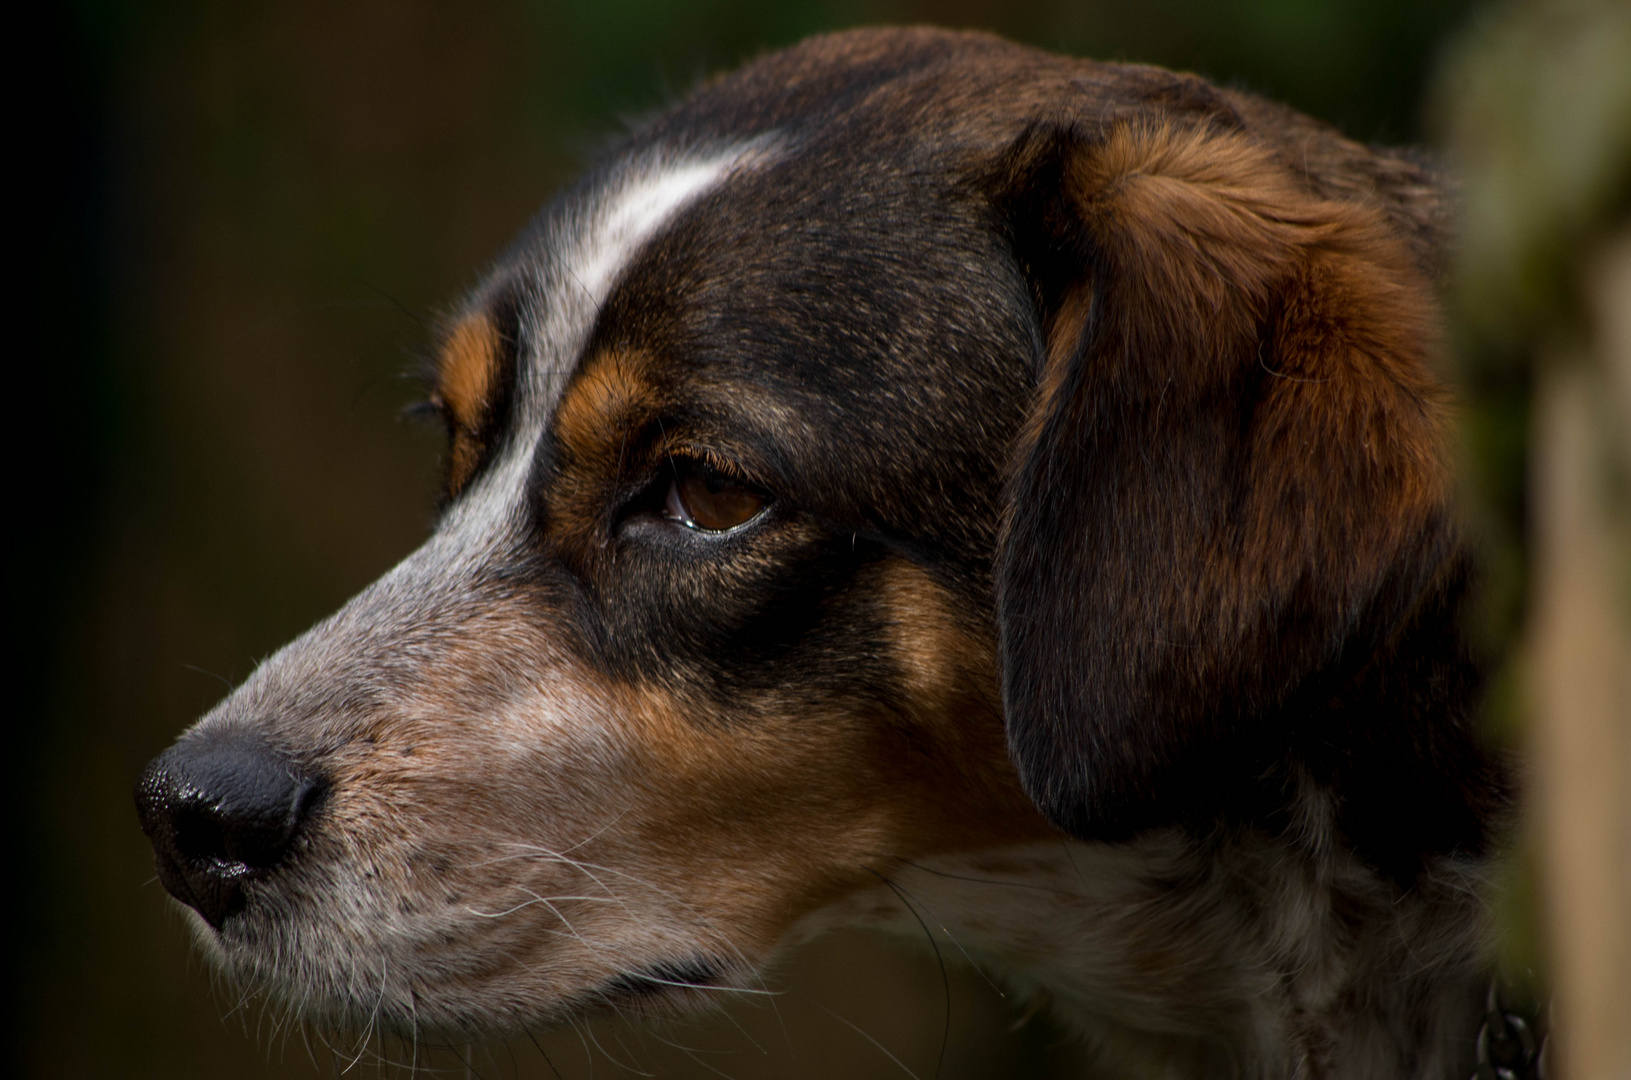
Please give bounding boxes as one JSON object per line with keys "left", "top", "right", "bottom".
{"left": 135, "top": 28, "right": 1509, "bottom": 1078}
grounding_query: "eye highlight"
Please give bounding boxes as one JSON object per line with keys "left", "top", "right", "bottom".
{"left": 662, "top": 456, "right": 767, "bottom": 532}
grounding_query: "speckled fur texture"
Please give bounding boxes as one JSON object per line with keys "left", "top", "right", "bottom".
{"left": 143, "top": 28, "right": 1507, "bottom": 1079}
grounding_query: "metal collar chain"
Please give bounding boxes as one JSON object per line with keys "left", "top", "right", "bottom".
{"left": 1470, "top": 980, "right": 1548, "bottom": 1080}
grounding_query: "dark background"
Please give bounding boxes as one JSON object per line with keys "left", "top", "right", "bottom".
{"left": 22, "top": 1, "right": 1494, "bottom": 1076}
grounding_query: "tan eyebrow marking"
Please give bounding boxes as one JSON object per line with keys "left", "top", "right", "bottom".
{"left": 541, "top": 349, "right": 662, "bottom": 559}
{"left": 552, "top": 349, "right": 656, "bottom": 468}
{"left": 434, "top": 312, "right": 503, "bottom": 495}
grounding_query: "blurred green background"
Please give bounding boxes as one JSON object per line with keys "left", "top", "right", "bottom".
{"left": 22, "top": 1, "right": 1556, "bottom": 1077}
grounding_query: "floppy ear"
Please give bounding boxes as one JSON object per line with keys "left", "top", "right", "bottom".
{"left": 989, "top": 119, "right": 1455, "bottom": 839}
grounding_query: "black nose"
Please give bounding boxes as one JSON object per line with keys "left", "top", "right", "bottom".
{"left": 134, "top": 730, "right": 323, "bottom": 929}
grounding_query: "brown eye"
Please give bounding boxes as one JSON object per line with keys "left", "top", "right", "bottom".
{"left": 662, "top": 459, "right": 766, "bottom": 532}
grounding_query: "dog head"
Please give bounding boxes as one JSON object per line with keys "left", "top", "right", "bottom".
{"left": 135, "top": 28, "right": 1461, "bottom": 1035}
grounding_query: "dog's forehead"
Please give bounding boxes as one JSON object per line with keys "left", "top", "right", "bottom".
{"left": 509, "top": 143, "right": 778, "bottom": 440}
{"left": 488, "top": 30, "right": 1076, "bottom": 425}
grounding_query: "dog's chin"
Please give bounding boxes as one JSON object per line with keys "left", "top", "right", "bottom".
{"left": 176, "top": 879, "right": 770, "bottom": 1038}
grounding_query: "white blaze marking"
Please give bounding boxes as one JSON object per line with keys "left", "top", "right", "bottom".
{"left": 383, "top": 142, "right": 774, "bottom": 588}
{"left": 575, "top": 156, "right": 747, "bottom": 304}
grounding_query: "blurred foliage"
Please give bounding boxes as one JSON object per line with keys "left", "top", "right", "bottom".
{"left": 1431, "top": 0, "right": 1631, "bottom": 1029}
{"left": 1439, "top": 0, "right": 1631, "bottom": 345}
{"left": 1434, "top": 0, "right": 1631, "bottom": 667}
{"left": 22, "top": 1, "right": 1539, "bottom": 1077}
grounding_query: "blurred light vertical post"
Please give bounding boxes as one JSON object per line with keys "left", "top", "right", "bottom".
{"left": 1438, "top": 1, "right": 1631, "bottom": 1077}
{"left": 1533, "top": 232, "right": 1631, "bottom": 1080}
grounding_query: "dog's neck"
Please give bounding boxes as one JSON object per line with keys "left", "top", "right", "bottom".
{"left": 804, "top": 780, "right": 1491, "bottom": 1078}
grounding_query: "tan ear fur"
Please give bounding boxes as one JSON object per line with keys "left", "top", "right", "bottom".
{"left": 994, "top": 120, "right": 1454, "bottom": 838}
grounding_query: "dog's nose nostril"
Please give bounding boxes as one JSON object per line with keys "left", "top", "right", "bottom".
{"left": 134, "top": 731, "right": 323, "bottom": 929}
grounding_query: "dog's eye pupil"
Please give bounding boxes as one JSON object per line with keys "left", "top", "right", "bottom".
{"left": 663, "top": 461, "right": 765, "bottom": 532}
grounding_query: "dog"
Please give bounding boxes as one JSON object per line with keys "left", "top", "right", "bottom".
{"left": 135, "top": 27, "right": 1510, "bottom": 1078}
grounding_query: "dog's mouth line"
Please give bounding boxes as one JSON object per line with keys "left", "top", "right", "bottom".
{"left": 597, "top": 956, "right": 733, "bottom": 1002}
{"left": 233, "top": 953, "right": 753, "bottom": 1034}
